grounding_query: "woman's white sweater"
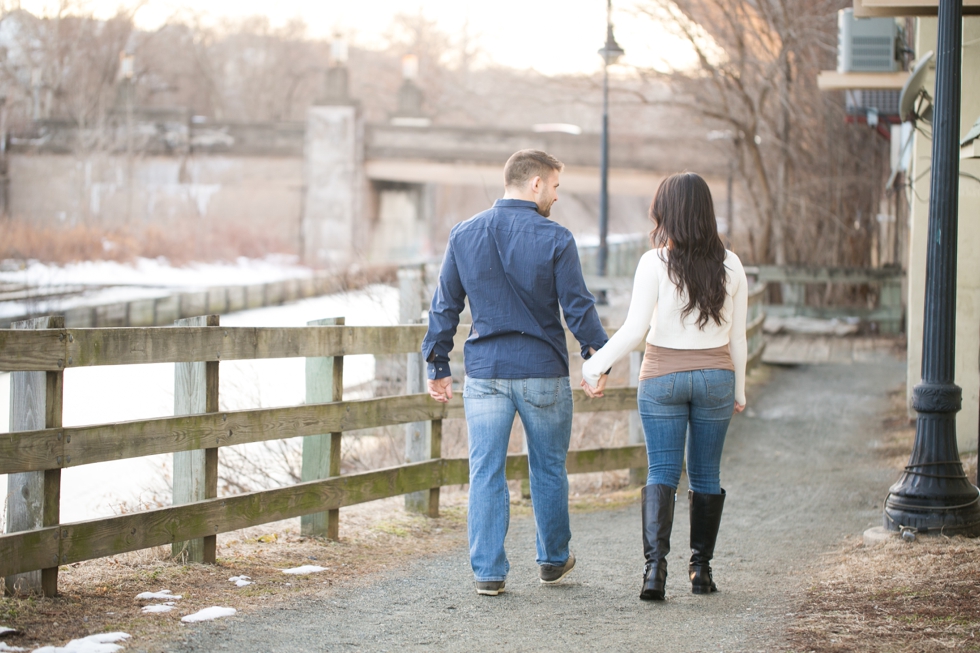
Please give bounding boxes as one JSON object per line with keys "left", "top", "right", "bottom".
{"left": 582, "top": 248, "right": 749, "bottom": 405}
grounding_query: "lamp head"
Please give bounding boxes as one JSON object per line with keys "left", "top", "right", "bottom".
{"left": 598, "top": 25, "right": 625, "bottom": 65}
{"left": 331, "top": 36, "right": 348, "bottom": 66}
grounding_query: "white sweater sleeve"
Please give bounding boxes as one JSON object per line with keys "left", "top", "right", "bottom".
{"left": 581, "top": 251, "right": 660, "bottom": 387}
{"left": 728, "top": 258, "right": 749, "bottom": 406}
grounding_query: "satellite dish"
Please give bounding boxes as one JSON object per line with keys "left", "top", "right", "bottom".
{"left": 899, "top": 51, "right": 934, "bottom": 123}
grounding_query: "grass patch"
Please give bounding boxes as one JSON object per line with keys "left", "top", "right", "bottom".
{"left": 786, "top": 536, "right": 980, "bottom": 652}
{"left": 785, "top": 372, "right": 980, "bottom": 652}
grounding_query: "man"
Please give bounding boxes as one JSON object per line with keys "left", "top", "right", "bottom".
{"left": 422, "top": 149, "right": 608, "bottom": 596}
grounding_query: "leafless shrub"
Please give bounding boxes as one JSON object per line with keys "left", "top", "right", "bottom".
{"left": 0, "top": 218, "right": 295, "bottom": 265}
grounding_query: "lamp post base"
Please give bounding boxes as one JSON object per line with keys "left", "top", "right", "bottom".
{"left": 883, "top": 389, "right": 980, "bottom": 537}
{"left": 883, "top": 490, "right": 980, "bottom": 536}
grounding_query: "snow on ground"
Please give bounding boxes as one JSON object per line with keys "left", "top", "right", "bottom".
{"left": 140, "top": 604, "right": 175, "bottom": 614}
{"left": 0, "top": 643, "right": 25, "bottom": 652}
{"left": 0, "top": 256, "right": 312, "bottom": 289}
{"left": 180, "top": 608, "right": 236, "bottom": 624}
{"left": 0, "top": 284, "right": 399, "bottom": 525}
{"left": 135, "top": 590, "right": 181, "bottom": 601}
{"left": 281, "top": 565, "right": 328, "bottom": 575}
{"left": 0, "top": 256, "right": 314, "bottom": 320}
{"left": 31, "top": 632, "right": 130, "bottom": 653}
{"left": 228, "top": 576, "right": 252, "bottom": 587}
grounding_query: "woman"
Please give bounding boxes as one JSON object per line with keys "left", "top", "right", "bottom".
{"left": 582, "top": 172, "right": 747, "bottom": 601}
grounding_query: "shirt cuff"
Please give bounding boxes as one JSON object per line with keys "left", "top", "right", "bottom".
{"left": 428, "top": 362, "right": 452, "bottom": 380}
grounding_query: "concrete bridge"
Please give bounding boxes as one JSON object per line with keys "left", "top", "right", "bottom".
{"left": 6, "top": 105, "right": 725, "bottom": 267}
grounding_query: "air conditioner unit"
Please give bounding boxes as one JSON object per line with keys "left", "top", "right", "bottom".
{"left": 838, "top": 9, "right": 901, "bottom": 73}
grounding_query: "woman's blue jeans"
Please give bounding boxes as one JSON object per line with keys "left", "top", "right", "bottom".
{"left": 637, "top": 369, "right": 735, "bottom": 494}
{"left": 463, "top": 376, "right": 573, "bottom": 582}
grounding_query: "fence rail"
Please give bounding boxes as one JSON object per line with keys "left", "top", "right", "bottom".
{"left": 744, "top": 265, "right": 904, "bottom": 334}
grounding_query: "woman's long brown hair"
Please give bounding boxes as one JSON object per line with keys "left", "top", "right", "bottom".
{"left": 649, "top": 172, "right": 727, "bottom": 329}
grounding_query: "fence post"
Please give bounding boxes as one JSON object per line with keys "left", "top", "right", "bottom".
{"left": 301, "top": 316, "right": 344, "bottom": 539}
{"left": 400, "top": 267, "right": 432, "bottom": 513}
{"left": 4, "top": 316, "right": 63, "bottom": 597}
{"left": 428, "top": 419, "right": 442, "bottom": 518}
{"left": 628, "top": 350, "right": 645, "bottom": 487}
{"left": 172, "top": 314, "right": 219, "bottom": 563}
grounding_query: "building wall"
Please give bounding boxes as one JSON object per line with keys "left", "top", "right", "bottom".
{"left": 907, "top": 16, "right": 980, "bottom": 453}
{"left": 7, "top": 153, "right": 305, "bottom": 250}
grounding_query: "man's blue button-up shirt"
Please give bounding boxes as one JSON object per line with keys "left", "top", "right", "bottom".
{"left": 422, "top": 198, "right": 608, "bottom": 380}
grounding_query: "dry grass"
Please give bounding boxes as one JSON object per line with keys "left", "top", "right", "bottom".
{"left": 787, "top": 537, "right": 980, "bottom": 652}
{"left": 0, "top": 219, "right": 296, "bottom": 266}
{"left": 784, "top": 381, "right": 980, "bottom": 652}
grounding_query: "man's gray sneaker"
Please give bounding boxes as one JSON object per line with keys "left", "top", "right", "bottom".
{"left": 476, "top": 580, "right": 506, "bottom": 596}
{"left": 539, "top": 552, "right": 576, "bottom": 584}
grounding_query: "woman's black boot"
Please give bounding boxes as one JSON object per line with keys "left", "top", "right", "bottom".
{"left": 688, "top": 488, "right": 726, "bottom": 594}
{"left": 640, "top": 484, "right": 675, "bottom": 601}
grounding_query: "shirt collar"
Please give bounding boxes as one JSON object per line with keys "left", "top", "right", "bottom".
{"left": 493, "top": 198, "right": 540, "bottom": 211}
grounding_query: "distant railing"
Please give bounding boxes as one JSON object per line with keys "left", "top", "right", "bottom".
{"left": 745, "top": 265, "right": 904, "bottom": 335}
{"left": 0, "top": 272, "right": 355, "bottom": 329}
{"left": 0, "top": 316, "right": 649, "bottom": 597}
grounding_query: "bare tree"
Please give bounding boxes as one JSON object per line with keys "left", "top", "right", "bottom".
{"left": 632, "top": 0, "right": 887, "bottom": 266}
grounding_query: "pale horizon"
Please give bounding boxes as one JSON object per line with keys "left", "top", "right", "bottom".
{"left": 14, "top": 0, "right": 697, "bottom": 76}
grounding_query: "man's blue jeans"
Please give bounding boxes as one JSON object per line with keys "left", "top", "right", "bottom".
{"left": 637, "top": 369, "right": 735, "bottom": 494}
{"left": 462, "top": 376, "right": 573, "bottom": 582}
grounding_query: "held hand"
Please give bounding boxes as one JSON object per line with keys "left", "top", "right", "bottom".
{"left": 427, "top": 377, "right": 453, "bottom": 404}
{"left": 580, "top": 374, "right": 608, "bottom": 399}
{"left": 594, "top": 373, "right": 608, "bottom": 398}
{"left": 733, "top": 402, "right": 746, "bottom": 414}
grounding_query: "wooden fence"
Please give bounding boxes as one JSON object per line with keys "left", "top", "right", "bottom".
{"left": 0, "top": 288, "right": 764, "bottom": 597}
{"left": 745, "top": 265, "right": 904, "bottom": 334}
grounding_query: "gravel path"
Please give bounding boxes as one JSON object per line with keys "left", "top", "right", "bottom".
{"left": 163, "top": 360, "right": 904, "bottom": 653}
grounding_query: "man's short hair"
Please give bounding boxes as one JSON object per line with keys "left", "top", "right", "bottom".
{"left": 503, "top": 149, "right": 564, "bottom": 188}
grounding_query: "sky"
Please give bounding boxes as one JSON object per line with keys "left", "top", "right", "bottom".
{"left": 15, "top": 0, "right": 696, "bottom": 75}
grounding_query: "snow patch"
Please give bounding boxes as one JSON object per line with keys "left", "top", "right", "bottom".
{"left": 135, "top": 590, "right": 181, "bottom": 601}
{"left": 180, "top": 607, "right": 237, "bottom": 623}
{"left": 281, "top": 565, "right": 327, "bottom": 575}
{"left": 31, "top": 632, "right": 130, "bottom": 653}
{"left": 228, "top": 576, "right": 252, "bottom": 587}
{"left": 0, "top": 643, "right": 26, "bottom": 652}
{"left": 140, "top": 603, "right": 175, "bottom": 614}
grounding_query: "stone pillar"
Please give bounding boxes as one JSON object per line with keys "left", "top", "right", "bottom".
{"left": 302, "top": 105, "right": 363, "bottom": 267}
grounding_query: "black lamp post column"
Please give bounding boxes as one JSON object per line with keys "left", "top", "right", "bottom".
{"left": 884, "top": 0, "right": 980, "bottom": 536}
{"left": 597, "top": 0, "right": 624, "bottom": 304}
{"left": 598, "top": 48, "right": 610, "bottom": 299}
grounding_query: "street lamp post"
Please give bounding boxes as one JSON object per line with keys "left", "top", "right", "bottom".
{"left": 883, "top": 0, "right": 980, "bottom": 538}
{"left": 597, "top": 0, "right": 624, "bottom": 303}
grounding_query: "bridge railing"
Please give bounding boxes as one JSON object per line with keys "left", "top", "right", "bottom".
{"left": 0, "top": 318, "right": 651, "bottom": 598}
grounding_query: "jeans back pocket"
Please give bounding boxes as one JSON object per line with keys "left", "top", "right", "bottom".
{"left": 463, "top": 377, "right": 497, "bottom": 398}
{"left": 639, "top": 374, "right": 675, "bottom": 403}
{"left": 523, "top": 377, "right": 560, "bottom": 408}
{"left": 702, "top": 369, "right": 735, "bottom": 401}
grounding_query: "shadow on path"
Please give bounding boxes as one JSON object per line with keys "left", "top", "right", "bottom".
{"left": 168, "top": 360, "right": 905, "bottom": 653}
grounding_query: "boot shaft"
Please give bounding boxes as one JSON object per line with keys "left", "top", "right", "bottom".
{"left": 688, "top": 488, "right": 725, "bottom": 564}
